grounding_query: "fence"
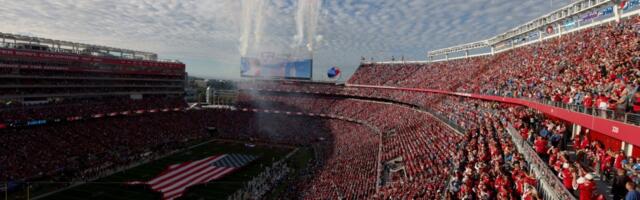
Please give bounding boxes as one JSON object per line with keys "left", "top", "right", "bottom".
{"left": 506, "top": 125, "right": 576, "bottom": 200}
{"left": 482, "top": 90, "right": 640, "bottom": 126}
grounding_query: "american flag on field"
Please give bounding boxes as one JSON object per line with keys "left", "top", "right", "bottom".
{"left": 128, "top": 154, "right": 258, "bottom": 200}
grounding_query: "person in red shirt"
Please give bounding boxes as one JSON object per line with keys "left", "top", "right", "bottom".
{"left": 562, "top": 94, "right": 571, "bottom": 105}
{"left": 602, "top": 151, "right": 614, "bottom": 181}
{"left": 548, "top": 147, "right": 559, "bottom": 168}
{"left": 494, "top": 173, "right": 510, "bottom": 191}
{"left": 535, "top": 136, "right": 548, "bottom": 159}
{"left": 580, "top": 135, "right": 590, "bottom": 150}
{"left": 583, "top": 93, "right": 594, "bottom": 114}
{"left": 615, "top": 151, "right": 625, "bottom": 170}
{"left": 576, "top": 173, "right": 596, "bottom": 200}
{"left": 522, "top": 185, "right": 539, "bottom": 200}
{"left": 560, "top": 163, "right": 575, "bottom": 193}
{"left": 520, "top": 126, "right": 530, "bottom": 141}
{"left": 594, "top": 192, "right": 606, "bottom": 200}
{"left": 595, "top": 93, "right": 609, "bottom": 117}
{"left": 574, "top": 135, "right": 582, "bottom": 151}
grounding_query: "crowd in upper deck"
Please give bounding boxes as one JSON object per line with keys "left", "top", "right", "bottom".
{"left": 348, "top": 16, "right": 640, "bottom": 119}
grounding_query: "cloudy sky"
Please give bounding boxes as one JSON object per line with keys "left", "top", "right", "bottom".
{"left": 0, "top": 0, "right": 572, "bottom": 80}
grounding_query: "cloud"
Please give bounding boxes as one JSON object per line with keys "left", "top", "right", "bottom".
{"left": 0, "top": 0, "right": 572, "bottom": 80}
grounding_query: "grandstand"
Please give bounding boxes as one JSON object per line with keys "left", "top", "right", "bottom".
{"left": 3, "top": 0, "right": 640, "bottom": 200}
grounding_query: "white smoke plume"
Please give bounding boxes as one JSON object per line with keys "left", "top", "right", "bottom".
{"left": 239, "top": 0, "right": 255, "bottom": 57}
{"left": 253, "top": 0, "right": 265, "bottom": 51}
{"left": 294, "top": 0, "right": 322, "bottom": 53}
{"left": 306, "top": 0, "right": 321, "bottom": 52}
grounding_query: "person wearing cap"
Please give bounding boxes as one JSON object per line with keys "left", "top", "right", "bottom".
{"left": 576, "top": 173, "right": 596, "bottom": 200}
{"left": 625, "top": 181, "right": 640, "bottom": 200}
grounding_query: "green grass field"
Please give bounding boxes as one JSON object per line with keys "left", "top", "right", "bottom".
{"left": 26, "top": 141, "right": 295, "bottom": 200}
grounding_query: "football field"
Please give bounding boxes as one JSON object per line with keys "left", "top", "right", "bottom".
{"left": 31, "top": 140, "right": 297, "bottom": 200}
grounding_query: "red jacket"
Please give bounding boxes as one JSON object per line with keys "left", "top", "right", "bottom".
{"left": 578, "top": 180, "right": 596, "bottom": 200}
{"left": 584, "top": 95, "right": 593, "bottom": 108}
{"left": 561, "top": 169, "right": 573, "bottom": 189}
{"left": 534, "top": 138, "right": 547, "bottom": 154}
{"left": 615, "top": 154, "right": 625, "bottom": 169}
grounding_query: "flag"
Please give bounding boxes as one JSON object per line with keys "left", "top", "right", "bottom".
{"left": 129, "top": 154, "right": 258, "bottom": 200}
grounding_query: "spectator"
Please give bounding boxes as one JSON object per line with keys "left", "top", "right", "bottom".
{"left": 576, "top": 173, "right": 596, "bottom": 200}
{"left": 633, "top": 90, "right": 640, "bottom": 113}
{"left": 614, "top": 168, "right": 633, "bottom": 200}
{"left": 626, "top": 181, "right": 640, "bottom": 200}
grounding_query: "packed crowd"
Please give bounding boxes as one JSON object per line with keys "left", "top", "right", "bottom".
{"left": 375, "top": 89, "right": 639, "bottom": 200}
{"left": 347, "top": 15, "right": 640, "bottom": 120}
{"left": 237, "top": 92, "right": 462, "bottom": 199}
{"left": 301, "top": 120, "right": 379, "bottom": 199}
{"left": 1, "top": 111, "right": 210, "bottom": 182}
{"left": 0, "top": 97, "right": 186, "bottom": 122}
{"left": 240, "top": 83, "right": 636, "bottom": 199}
{"left": 448, "top": 110, "right": 539, "bottom": 200}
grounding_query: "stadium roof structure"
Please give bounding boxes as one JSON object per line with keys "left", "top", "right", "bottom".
{"left": 426, "top": 40, "right": 489, "bottom": 58}
{"left": 425, "top": 0, "right": 630, "bottom": 62}
{"left": 0, "top": 32, "right": 179, "bottom": 63}
{"left": 487, "top": 0, "right": 612, "bottom": 45}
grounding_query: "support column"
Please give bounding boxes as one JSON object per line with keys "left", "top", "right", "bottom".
{"left": 614, "top": 3, "right": 622, "bottom": 23}
{"left": 539, "top": 30, "right": 543, "bottom": 41}
{"left": 573, "top": 124, "right": 581, "bottom": 141}
{"left": 557, "top": 24, "right": 562, "bottom": 38}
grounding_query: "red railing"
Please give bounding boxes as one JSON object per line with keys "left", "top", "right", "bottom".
{"left": 347, "top": 84, "right": 640, "bottom": 146}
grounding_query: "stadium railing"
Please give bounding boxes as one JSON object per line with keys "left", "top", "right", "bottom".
{"left": 346, "top": 84, "right": 640, "bottom": 148}
{"left": 481, "top": 90, "right": 640, "bottom": 126}
{"left": 540, "top": 98, "right": 640, "bottom": 126}
{"left": 506, "top": 125, "right": 576, "bottom": 200}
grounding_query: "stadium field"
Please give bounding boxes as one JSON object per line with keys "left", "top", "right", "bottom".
{"left": 33, "top": 140, "right": 297, "bottom": 200}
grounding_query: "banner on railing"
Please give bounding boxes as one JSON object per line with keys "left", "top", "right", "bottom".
{"left": 623, "top": 0, "right": 640, "bottom": 10}
{"left": 581, "top": 11, "right": 599, "bottom": 22}
{"left": 601, "top": 6, "right": 614, "bottom": 16}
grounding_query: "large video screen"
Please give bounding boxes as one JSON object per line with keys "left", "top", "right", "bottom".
{"left": 241, "top": 54, "right": 312, "bottom": 80}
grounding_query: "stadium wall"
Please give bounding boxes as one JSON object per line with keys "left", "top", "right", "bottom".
{"left": 346, "top": 84, "right": 640, "bottom": 147}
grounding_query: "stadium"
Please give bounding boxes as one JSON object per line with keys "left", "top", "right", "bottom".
{"left": 2, "top": 0, "right": 640, "bottom": 200}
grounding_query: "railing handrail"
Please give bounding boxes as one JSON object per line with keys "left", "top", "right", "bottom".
{"left": 506, "top": 124, "right": 576, "bottom": 200}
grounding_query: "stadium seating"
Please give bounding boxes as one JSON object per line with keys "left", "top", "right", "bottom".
{"left": 0, "top": 97, "right": 186, "bottom": 123}
{"left": 238, "top": 83, "right": 628, "bottom": 199}
{"left": 1, "top": 111, "right": 209, "bottom": 182}
{"left": 11, "top": 14, "right": 640, "bottom": 197}
{"left": 347, "top": 15, "right": 640, "bottom": 124}
{"left": 237, "top": 93, "right": 479, "bottom": 199}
